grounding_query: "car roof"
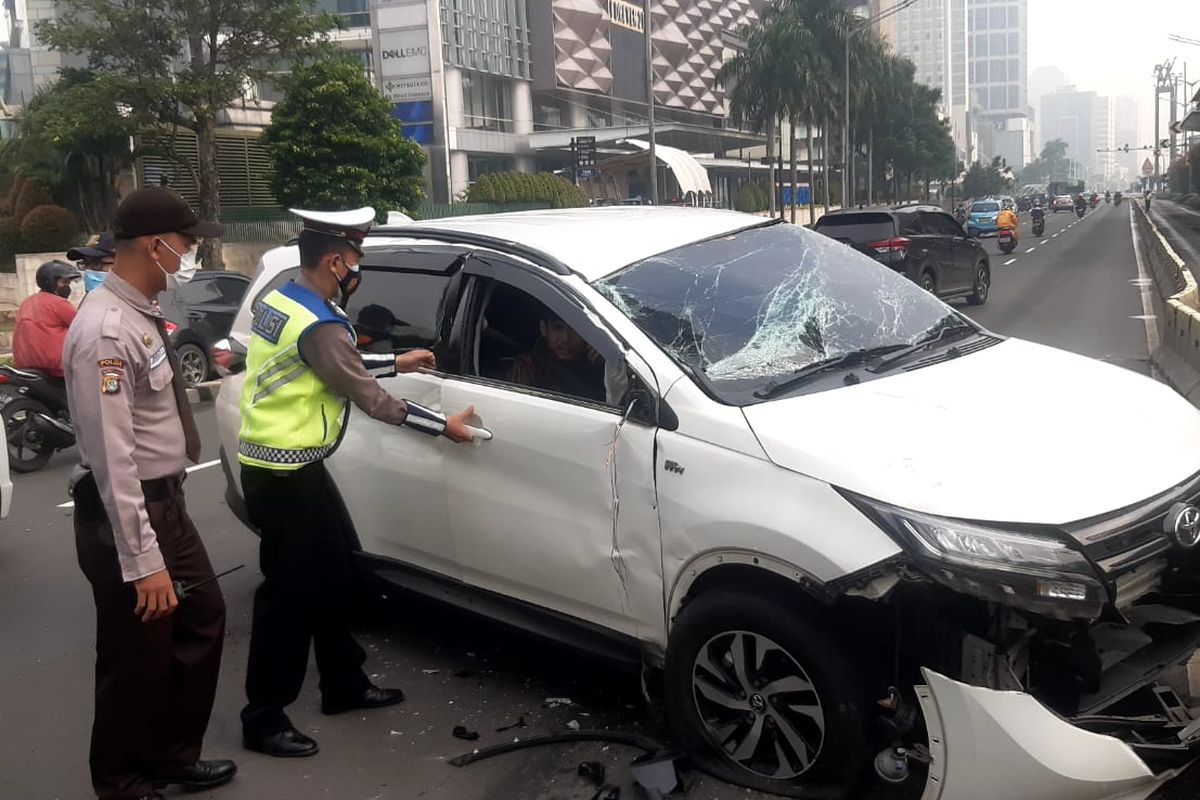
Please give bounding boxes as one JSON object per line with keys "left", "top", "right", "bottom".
{"left": 818, "top": 204, "right": 943, "bottom": 218}
{"left": 373, "top": 207, "right": 766, "bottom": 281}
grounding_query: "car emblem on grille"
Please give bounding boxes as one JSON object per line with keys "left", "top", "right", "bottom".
{"left": 1165, "top": 503, "right": 1200, "bottom": 548}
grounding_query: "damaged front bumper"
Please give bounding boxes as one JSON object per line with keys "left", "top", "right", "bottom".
{"left": 916, "top": 668, "right": 1194, "bottom": 800}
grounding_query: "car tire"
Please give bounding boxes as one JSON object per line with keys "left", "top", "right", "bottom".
{"left": 664, "top": 589, "right": 868, "bottom": 798}
{"left": 2, "top": 397, "right": 56, "bottom": 473}
{"left": 967, "top": 261, "right": 991, "bottom": 305}
{"left": 177, "top": 342, "right": 209, "bottom": 387}
{"left": 919, "top": 270, "right": 936, "bottom": 293}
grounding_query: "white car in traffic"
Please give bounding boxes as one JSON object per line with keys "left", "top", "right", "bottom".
{"left": 215, "top": 208, "right": 1200, "bottom": 799}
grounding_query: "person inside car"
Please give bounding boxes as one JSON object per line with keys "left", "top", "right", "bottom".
{"left": 510, "top": 310, "right": 606, "bottom": 403}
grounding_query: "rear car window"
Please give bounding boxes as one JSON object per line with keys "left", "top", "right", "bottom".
{"left": 971, "top": 202, "right": 999, "bottom": 213}
{"left": 815, "top": 213, "right": 896, "bottom": 244}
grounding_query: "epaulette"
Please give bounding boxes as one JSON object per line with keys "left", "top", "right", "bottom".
{"left": 100, "top": 305, "right": 123, "bottom": 340}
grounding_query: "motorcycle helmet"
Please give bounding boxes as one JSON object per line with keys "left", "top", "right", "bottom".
{"left": 35, "top": 259, "right": 82, "bottom": 293}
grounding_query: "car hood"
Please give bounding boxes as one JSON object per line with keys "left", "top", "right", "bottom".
{"left": 741, "top": 338, "right": 1200, "bottom": 525}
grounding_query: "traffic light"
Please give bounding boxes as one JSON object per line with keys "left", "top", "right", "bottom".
{"left": 1123, "top": 143, "right": 1130, "bottom": 153}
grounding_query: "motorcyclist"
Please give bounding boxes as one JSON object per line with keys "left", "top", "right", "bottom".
{"left": 1144, "top": 189, "right": 1153, "bottom": 211}
{"left": 11, "top": 260, "right": 80, "bottom": 410}
{"left": 1105, "top": 191, "right": 1112, "bottom": 203}
{"left": 1074, "top": 194, "right": 1087, "bottom": 213}
{"left": 997, "top": 205, "right": 1019, "bottom": 243}
{"left": 1030, "top": 202, "right": 1046, "bottom": 233}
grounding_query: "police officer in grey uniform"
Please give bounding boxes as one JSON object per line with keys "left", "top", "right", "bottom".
{"left": 64, "top": 187, "right": 235, "bottom": 800}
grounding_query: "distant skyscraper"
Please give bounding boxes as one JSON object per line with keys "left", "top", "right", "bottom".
{"left": 1114, "top": 95, "right": 1139, "bottom": 179}
{"left": 883, "top": 0, "right": 970, "bottom": 162}
{"left": 967, "top": 0, "right": 1028, "bottom": 163}
{"left": 1042, "top": 87, "right": 1105, "bottom": 180}
{"left": 1028, "top": 64, "right": 1070, "bottom": 141}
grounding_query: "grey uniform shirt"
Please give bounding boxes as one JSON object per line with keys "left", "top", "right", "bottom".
{"left": 63, "top": 273, "right": 188, "bottom": 583}
{"left": 293, "top": 273, "right": 410, "bottom": 426}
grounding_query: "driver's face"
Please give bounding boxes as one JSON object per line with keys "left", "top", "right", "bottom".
{"left": 541, "top": 318, "right": 586, "bottom": 361}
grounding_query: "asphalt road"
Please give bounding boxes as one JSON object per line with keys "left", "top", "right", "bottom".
{"left": 0, "top": 202, "right": 1185, "bottom": 800}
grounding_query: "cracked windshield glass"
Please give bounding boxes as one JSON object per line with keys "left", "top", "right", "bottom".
{"left": 598, "top": 223, "right": 963, "bottom": 401}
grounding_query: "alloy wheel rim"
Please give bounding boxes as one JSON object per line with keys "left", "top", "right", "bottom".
{"left": 6, "top": 408, "right": 44, "bottom": 463}
{"left": 976, "top": 267, "right": 989, "bottom": 299}
{"left": 691, "top": 630, "right": 826, "bottom": 780}
{"left": 180, "top": 349, "right": 205, "bottom": 385}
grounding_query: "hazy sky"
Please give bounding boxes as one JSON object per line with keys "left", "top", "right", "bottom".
{"left": 1027, "top": 0, "right": 1197, "bottom": 144}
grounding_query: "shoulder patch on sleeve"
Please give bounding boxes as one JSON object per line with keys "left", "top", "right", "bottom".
{"left": 100, "top": 305, "right": 123, "bottom": 340}
{"left": 252, "top": 301, "right": 289, "bottom": 344}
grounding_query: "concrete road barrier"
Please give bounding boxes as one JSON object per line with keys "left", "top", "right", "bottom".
{"left": 1133, "top": 202, "right": 1200, "bottom": 405}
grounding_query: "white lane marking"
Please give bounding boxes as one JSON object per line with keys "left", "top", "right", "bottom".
{"left": 1040, "top": 239, "right": 1049, "bottom": 245}
{"left": 1130, "top": 315, "right": 1158, "bottom": 320}
{"left": 57, "top": 458, "right": 221, "bottom": 509}
{"left": 1024, "top": 247, "right": 1036, "bottom": 253}
{"left": 1003, "top": 258, "right": 1016, "bottom": 265}
{"left": 1053, "top": 233, "right": 1060, "bottom": 238}
{"left": 1130, "top": 205, "right": 1161, "bottom": 355}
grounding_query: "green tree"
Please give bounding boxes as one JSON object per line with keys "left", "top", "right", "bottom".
{"left": 1019, "top": 139, "right": 1072, "bottom": 184}
{"left": 263, "top": 58, "right": 426, "bottom": 219}
{"left": 38, "top": 0, "right": 333, "bottom": 268}
{"left": 0, "top": 70, "right": 135, "bottom": 231}
{"left": 962, "top": 157, "right": 1012, "bottom": 199}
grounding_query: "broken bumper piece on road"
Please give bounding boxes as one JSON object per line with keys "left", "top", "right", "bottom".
{"left": 916, "top": 667, "right": 1193, "bottom": 800}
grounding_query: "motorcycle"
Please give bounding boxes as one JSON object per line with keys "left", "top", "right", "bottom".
{"left": 1115, "top": 192, "right": 1123, "bottom": 206}
{"left": 1076, "top": 205, "right": 1086, "bottom": 219}
{"left": 1105, "top": 192, "right": 1111, "bottom": 204}
{"left": 0, "top": 365, "right": 76, "bottom": 473}
{"left": 997, "top": 228, "right": 1017, "bottom": 255}
{"left": 1031, "top": 215, "right": 1045, "bottom": 237}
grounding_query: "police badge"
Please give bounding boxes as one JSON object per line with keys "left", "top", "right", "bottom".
{"left": 101, "top": 369, "right": 122, "bottom": 395}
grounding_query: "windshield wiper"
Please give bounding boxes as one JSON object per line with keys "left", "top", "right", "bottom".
{"left": 753, "top": 345, "right": 908, "bottom": 400}
{"left": 866, "top": 324, "right": 981, "bottom": 374}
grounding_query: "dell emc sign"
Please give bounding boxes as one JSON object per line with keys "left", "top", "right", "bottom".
{"left": 382, "top": 45, "right": 429, "bottom": 60}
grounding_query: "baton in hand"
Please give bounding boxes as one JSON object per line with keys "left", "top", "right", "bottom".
{"left": 173, "top": 564, "right": 245, "bottom": 601}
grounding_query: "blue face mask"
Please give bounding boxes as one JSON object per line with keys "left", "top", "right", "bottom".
{"left": 83, "top": 270, "right": 107, "bottom": 293}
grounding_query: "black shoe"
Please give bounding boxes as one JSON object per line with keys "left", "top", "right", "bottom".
{"left": 153, "top": 758, "right": 237, "bottom": 789}
{"left": 321, "top": 684, "right": 405, "bottom": 715}
{"left": 243, "top": 725, "right": 320, "bottom": 758}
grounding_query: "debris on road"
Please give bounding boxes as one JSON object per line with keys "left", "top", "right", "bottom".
{"left": 448, "top": 730, "right": 662, "bottom": 767}
{"left": 630, "top": 751, "right": 682, "bottom": 799}
{"left": 421, "top": 668, "right": 440, "bottom": 675}
{"left": 544, "top": 696, "right": 574, "bottom": 707}
{"left": 494, "top": 715, "right": 527, "bottom": 732}
{"left": 567, "top": 719, "right": 581, "bottom": 731}
{"left": 452, "top": 725, "right": 480, "bottom": 741}
{"left": 577, "top": 761, "right": 606, "bottom": 786}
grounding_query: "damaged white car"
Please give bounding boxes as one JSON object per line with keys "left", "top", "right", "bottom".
{"left": 215, "top": 208, "right": 1200, "bottom": 799}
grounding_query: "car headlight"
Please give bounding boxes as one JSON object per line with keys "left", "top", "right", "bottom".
{"left": 845, "top": 494, "right": 1106, "bottom": 620}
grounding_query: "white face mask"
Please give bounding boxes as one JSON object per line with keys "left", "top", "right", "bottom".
{"left": 155, "top": 238, "right": 199, "bottom": 289}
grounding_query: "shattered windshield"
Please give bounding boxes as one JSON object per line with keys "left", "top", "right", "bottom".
{"left": 596, "top": 223, "right": 966, "bottom": 404}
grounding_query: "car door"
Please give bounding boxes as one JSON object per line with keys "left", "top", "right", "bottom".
{"left": 924, "top": 211, "right": 976, "bottom": 291}
{"left": 437, "top": 255, "right": 665, "bottom": 641}
{"left": 323, "top": 246, "right": 470, "bottom": 579}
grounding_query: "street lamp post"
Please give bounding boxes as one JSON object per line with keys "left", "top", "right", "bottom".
{"left": 643, "top": 0, "right": 658, "bottom": 206}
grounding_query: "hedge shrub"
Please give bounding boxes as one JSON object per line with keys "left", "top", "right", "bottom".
{"left": 13, "top": 181, "right": 54, "bottom": 225}
{"left": 466, "top": 171, "right": 587, "bottom": 207}
{"left": 19, "top": 204, "right": 80, "bottom": 252}
{"left": 0, "top": 216, "right": 21, "bottom": 271}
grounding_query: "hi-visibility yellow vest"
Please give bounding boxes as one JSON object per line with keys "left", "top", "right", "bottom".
{"left": 237, "top": 281, "right": 354, "bottom": 470}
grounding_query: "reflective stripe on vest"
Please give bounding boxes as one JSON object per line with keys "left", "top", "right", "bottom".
{"left": 237, "top": 281, "right": 355, "bottom": 470}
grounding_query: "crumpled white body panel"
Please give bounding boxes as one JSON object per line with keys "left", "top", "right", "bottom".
{"left": 917, "top": 668, "right": 1186, "bottom": 800}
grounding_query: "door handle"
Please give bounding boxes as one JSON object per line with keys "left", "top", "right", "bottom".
{"left": 464, "top": 425, "right": 492, "bottom": 441}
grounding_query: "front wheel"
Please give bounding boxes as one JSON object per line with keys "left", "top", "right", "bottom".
{"left": 967, "top": 262, "right": 991, "bottom": 305}
{"left": 665, "top": 590, "right": 868, "bottom": 798}
{"left": 2, "top": 397, "right": 56, "bottom": 473}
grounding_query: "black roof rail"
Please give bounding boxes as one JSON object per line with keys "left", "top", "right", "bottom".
{"left": 370, "top": 226, "right": 573, "bottom": 275}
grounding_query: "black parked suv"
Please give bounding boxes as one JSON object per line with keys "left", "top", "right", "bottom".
{"left": 160, "top": 271, "right": 252, "bottom": 385}
{"left": 815, "top": 205, "right": 991, "bottom": 305}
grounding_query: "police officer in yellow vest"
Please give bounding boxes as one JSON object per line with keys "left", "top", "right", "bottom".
{"left": 238, "top": 208, "right": 478, "bottom": 758}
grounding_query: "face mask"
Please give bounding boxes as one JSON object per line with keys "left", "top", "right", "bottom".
{"left": 334, "top": 256, "right": 361, "bottom": 307}
{"left": 155, "top": 239, "right": 199, "bottom": 290}
{"left": 84, "top": 270, "right": 107, "bottom": 293}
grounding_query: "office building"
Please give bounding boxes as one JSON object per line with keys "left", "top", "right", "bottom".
{"left": 1113, "top": 95, "right": 1139, "bottom": 180}
{"left": 966, "top": 0, "right": 1028, "bottom": 164}
{"left": 886, "top": 0, "right": 970, "bottom": 162}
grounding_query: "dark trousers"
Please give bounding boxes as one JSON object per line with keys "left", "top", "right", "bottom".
{"left": 240, "top": 461, "right": 369, "bottom": 736}
{"left": 74, "top": 473, "right": 226, "bottom": 800}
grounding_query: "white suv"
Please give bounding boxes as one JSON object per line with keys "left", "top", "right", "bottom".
{"left": 216, "top": 208, "right": 1200, "bottom": 799}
